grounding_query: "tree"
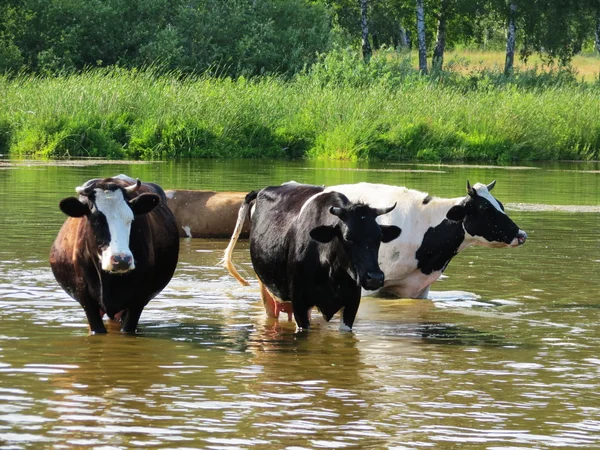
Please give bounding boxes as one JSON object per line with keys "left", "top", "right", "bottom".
{"left": 596, "top": 8, "right": 600, "bottom": 53}
{"left": 360, "top": 0, "right": 372, "bottom": 62}
{"left": 432, "top": 0, "right": 449, "bottom": 70}
{"left": 504, "top": 0, "right": 516, "bottom": 75}
{"left": 416, "top": 0, "right": 428, "bottom": 73}
{"left": 520, "top": 0, "right": 595, "bottom": 66}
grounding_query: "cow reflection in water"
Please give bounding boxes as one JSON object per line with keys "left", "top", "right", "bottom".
{"left": 50, "top": 175, "right": 179, "bottom": 334}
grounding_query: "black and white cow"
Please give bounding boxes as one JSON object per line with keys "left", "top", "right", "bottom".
{"left": 50, "top": 175, "right": 179, "bottom": 334}
{"left": 222, "top": 183, "right": 401, "bottom": 330}
{"left": 324, "top": 180, "right": 527, "bottom": 299}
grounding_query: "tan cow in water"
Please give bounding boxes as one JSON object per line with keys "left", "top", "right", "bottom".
{"left": 165, "top": 189, "right": 250, "bottom": 238}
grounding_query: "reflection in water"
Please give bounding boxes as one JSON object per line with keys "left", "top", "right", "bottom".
{"left": 1, "top": 160, "right": 600, "bottom": 448}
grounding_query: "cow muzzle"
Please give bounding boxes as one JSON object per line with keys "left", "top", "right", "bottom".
{"left": 103, "top": 253, "right": 135, "bottom": 273}
{"left": 509, "top": 230, "right": 527, "bottom": 247}
{"left": 362, "top": 270, "right": 385, "bottom": 290}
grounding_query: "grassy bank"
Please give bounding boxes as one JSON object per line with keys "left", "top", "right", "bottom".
{"left": 1, "top": 54, "right": 600, "bottom": 161}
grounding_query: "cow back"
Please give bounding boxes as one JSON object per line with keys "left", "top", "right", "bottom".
{"left": 249, "top": 184, "right": 325, "bottom": 300}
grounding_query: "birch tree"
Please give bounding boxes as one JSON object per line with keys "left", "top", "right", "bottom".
{"left": 416, "top": 0, "right": 427, "bottom": 74}
{"left": 360, "top": 0, "right": 372, "bottom": 62}
{"left": 504, "top": 0, "right": 516, "bottom": 75}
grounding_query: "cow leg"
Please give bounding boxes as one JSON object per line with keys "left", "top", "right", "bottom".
{"left": 81, "top": 298, "right": 107, "bottom": 334}
{"left": 120, "top": 306, "right": 143, "bottom": 333}
{"left": 418, "top": 286, "right": 431, "bottom": 299}
{"left": 259, "top": 281, "right": 278, "bottom": 318}
{"left": 340, "top": 291, "right": 360, "bottom": 331}
{"left": 293, "top": 308, "right": 311, "bottom": 330}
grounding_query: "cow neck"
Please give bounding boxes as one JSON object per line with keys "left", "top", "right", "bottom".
{"left": 415, "top": 196, "right": 466, "bottom": 275}
{"left": 332, "top": 241, "right": 355, "bottom": 282}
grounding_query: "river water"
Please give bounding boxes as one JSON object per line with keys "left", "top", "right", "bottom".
{"left": 0, "top": 158, "right": 599, "bottom": 449}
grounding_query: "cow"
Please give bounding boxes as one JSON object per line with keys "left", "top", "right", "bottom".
{"left": 222, "top": 183, "right": 401, "bottom": 330}
{"left": 50, "top": 175, "right": 180, "bottom": 334}
{"left": 324, "top": 180, "right": 527, "bottom": 299}
{"left": 165, "top": 189, "right": 250, "bottom": 238}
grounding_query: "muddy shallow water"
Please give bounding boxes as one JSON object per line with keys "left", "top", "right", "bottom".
{"left": 0, "top": 159, "right": 599, "bottom": 449}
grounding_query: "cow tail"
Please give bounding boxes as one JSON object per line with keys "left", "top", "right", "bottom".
{"left": 221, "top": 190, "right": 258, "bottom": 286}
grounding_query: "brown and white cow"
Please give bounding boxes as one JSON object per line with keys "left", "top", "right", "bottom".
{"left": 50, "top": 175, "right": 179, "bottom": 334}
{"left": 165, "top": 189, "right": 250, "bottom": 238}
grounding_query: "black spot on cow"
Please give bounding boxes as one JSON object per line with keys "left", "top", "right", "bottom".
{"left": 422, "top": 195, "right": 432, "bottom": 205}
{"left": 416, "top": 219, "right": 465, "bottom": 275}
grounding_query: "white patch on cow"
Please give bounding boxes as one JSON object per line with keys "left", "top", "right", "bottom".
{"left": 94, "top": 188, "right": 135, "bottom": 271}
{"left": 472, "top": 183, "right": 505, "bottom": 215}
{"left": 166, "top": 190, "right": 175, "bottom": 200}
{"left": 326, "top": 182, "right": 463, "bottom": 299}
{"left": 298, "top": 191, "right": 328, "bottom": 217}
{"left": 182, "top": 225, "right": 192, "bottom": 238}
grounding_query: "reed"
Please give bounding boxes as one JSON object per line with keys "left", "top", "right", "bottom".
{"left": 1, "top": 57, "right": 599, "bottom": 161}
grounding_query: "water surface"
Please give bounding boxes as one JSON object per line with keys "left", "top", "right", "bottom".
{"left": 1, "top": 159, "right": 599, "bottom": 449}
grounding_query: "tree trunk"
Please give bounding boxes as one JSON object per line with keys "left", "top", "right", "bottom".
{"left": 504, "top": 0, "right": 517, "bottom": 76}
{"left": 432, "top": 0, "right": 449, "bottom": 71}
{"left": 372, "top": 30, "right": 380, "bottom": 50}
{"left": 416, "top": 0, "right": 428, "bottom": 74}
{"left": 360, "top": 0, "right": 372, "bottom": 63}
{"left": 398, "top": 23, "right": 410, "bottom": 50}
{"left": 595, "top": 9, "right": 600, "bottom": 54}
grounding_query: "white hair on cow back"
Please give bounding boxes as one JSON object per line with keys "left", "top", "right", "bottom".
{"left": 113, "top": 174, "right": 137, "bottom": 183}
{"left": 94, "top": 188, "right": 135, "bottom": 271}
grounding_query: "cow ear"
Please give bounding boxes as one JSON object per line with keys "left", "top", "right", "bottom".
{"left": 380, "top": 225, "right": 401, "bottom": 243}
{"left": 59, "top": 197, "right": 90, "bottom": 217}
{"left": 446, "top": 205, "right": 466, "bottom": 222}
{"left": 129, "top": 193, "right": 160, "bottom": 215}
{"left": 309, "top": 225, "right": 339, "bottom": 243}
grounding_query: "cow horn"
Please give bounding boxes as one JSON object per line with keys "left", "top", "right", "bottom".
{"left": 466, "top": 180, "right": 476, "bottom": 197}
{"left": 124, "top": 179, "right": 141, "bottom": 193}
{"left": 329, "top": 206, "right": 344, "bottom": 217}
{"left": 487, "top": 180, "right": 496, "bottom": 191}
{"left": 75, "top": 178, "right": 102, "bottom": 195}
{"left": 374, "top": 203, "right": 397, "bottom": 216}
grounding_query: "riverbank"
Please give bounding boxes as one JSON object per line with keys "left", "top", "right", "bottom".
{"left": 1, "top": 61, "right": 599, "bottom": 161}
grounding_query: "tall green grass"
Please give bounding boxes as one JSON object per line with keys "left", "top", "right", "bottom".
{"left": 1, "top": 52, "right": 599, "bottom": 161}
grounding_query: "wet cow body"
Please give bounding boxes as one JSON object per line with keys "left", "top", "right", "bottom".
{"left": 222, "top": 183, "right": 400, "bottom": 330}
{"left": 325, "top": 181, "right": 527, "bottom": 299}
{"left": 165, "top": 189, "right": 249, "bottom": 238}
{"left": 50, "top": 176, "right": 179, "bottom": 333}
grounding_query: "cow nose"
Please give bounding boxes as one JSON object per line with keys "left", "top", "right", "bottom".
{"left": 110, "top": 254, "right": 133, "bottom": 271}
{"left": 517, "top": 230, "right": 527, "bottom": 245}
{"left": 364, "top": 271, "right": 385, "bottom": 290}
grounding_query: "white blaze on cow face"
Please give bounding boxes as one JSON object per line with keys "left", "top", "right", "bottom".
{"left": 472, "top": 183, "right": 505, "bottom": 214}
{"left": 464, "top": 183, "right": 527, "bottom": 248}
{"left": 94, "top": 188, "right": 135, "bottom": 272}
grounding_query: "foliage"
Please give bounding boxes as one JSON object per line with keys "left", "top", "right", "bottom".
{"left": 0, "top": 0, "right": 332, "bottom": 78}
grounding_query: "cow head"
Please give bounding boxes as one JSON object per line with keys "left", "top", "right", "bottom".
{"left": 58, "top": 177, "right": 161, "bottom": 273}
{"left": 310, "top": 203, "right": 401, "bottom": 290}
{"left": 446, "top": 180, "right": 527, "bottom": 248}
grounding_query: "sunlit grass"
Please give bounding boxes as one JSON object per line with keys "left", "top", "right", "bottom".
{"left": 439, "top": 50, "right": 600, "bottom": 82}
{"left": 1, "top": 59, "right": 599, "bottom": 161}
